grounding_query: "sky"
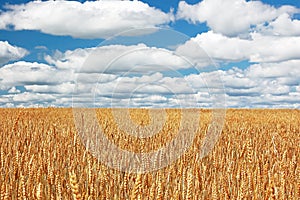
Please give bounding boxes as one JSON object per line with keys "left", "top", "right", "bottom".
{"left": 0, "top": 0, "right": 300, "bottom": 108}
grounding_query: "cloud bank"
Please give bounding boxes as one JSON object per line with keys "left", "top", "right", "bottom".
{"left": 0, "top": 45, "right": 299, "bottom": 108}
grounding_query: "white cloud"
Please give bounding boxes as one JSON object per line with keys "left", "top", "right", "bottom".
{"left": 0, "top": 0, "right": 173, "bottom": 39}
{"left": 24, "top": 82, "right": 75, "bottom": 94}
{"left": 249, "top": 33, "right": 300, "bottom": 62}
{"left": 176, "top": 31, "right": 250, "bottom": 62}
{"left": 273, "top": 14, "right": 300, "bottom": 36}
{"left": 12, "top": 92, "right": 54, "bottom": 103}
{"left": 76, "top": 73, "right": 117, "bottom": 84}
{"left": 262, "top": 92, "right": 300, "bottom": 104}
{"left": 45, "top": 48, "right": 90, "bottom": 70}
{"left": 0, "top": 41, "right": 28, "bottom": 66}
{"left": 45, "top": 44, "right": 192, "bottom": 73}
{"left": 0, "top": 61, "right": 73, "bottom": 87}
{"left": 225, "top": 61, "right": 300, "bottom": 107}
{"left": 8, "top": 87, "right": 21, "bottom": 94}
{"left": 185, "top": 60, "right": 300, "bottom": 108}
{"left": 258, "top": 13, "right": 300, "bottom": 36}
{"left": 176, "top": 31, "right": 300, "bottom": 63}
{"left": 92, "top": 73, "right": 193, "bottom": 97}
{"left": 228, "top": 93, "right": 300, "bottom": 108}
{"left": 222, "top": 68, "right": 257, "bottom": 89}
{"left": 177, "top": 0, "right": 298, "bottom": 36}
{"left": 74, "top": 71, "right": 217, "bottom": 107}
{"left": 256, "top": 13, "right": 300, "bottom": 36}
{"left": 34, "top": 45, "right": 48, "bottom": 50}
{"left": 0, "top": 92, "right": 56, "bottom": 107}
{"left": 246, "top": 60, "right": 300, "bottom": 81}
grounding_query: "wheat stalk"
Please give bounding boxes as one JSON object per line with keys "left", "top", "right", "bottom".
{"left": 69, "top": 171, "right": 81, "bottom": 200}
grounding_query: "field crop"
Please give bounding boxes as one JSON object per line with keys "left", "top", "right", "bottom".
{"left": 0, "top": 108, "right": 299, "bottom": 199}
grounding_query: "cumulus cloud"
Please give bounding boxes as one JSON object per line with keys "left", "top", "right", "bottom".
{"left": 8, "top": 87, "right": 21, "bottom": 94}
{"left": 0, "top": 61, "right": 73, "bottom": 87}
{"left": 0, "top": 92, "right": 58, "bottom": 107}
{"left": 24, "top": 83, "right": 75, "bottom": 94}
{"left": 0, "top": 0, "right": 173, "bottom": 39}
{"left": 11, "top": 92, "right": 56, "bottom": 103}
{"left": 176, "top": 31, "right": 300, "bottom": 63}
{"left": 249, "top": 33, "right": 300, "bottom": 62}
{"left": 93, "top": 74, "right": 195, "bottom": 96}
{"left": 259, "top": 13, "right": 300, "bottom": 36}
{"left": 186, "top": 60, "right": 300, "bottom": 108}
{"left": 177, "top": 0, "right": 299, "bottom": 36}
{"left": 246, "top": 60, "right": 300, "bottom": 81}
{"left": 226, "top": 61, "right": 300, "bottom": 107}
{"left": 176, "top": 31, "right": 250, "bottom": 62}
{"left": 0, "top": 41, "right": 28, "bottom": 66}
{"left": 45, "top": 44, "right": 193, "bottom": 73}
{"left": 44, "top": 48, "right": 90, "bottom": 70}
{"left": 90, "top": 74, "right": 214, "bottom": 108}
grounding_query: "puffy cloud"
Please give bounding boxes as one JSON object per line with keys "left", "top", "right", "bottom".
{"left": 44, "top": 48, "right": 90, "bottom": 70}
{"left": 262, "top": 93, "right": 300, "bottom": 105}
{"left": 224, "top": 61, "right": 300, "bottom": 107}
{"left": 94, "top": 94, "right": 169, "bottom": 108}
{"left": 45, "top": 44, "right": 192, "bottom": 73}
{"left": 0, "top": 0, "right": 173, "bottom": 39}
{"left": 246, "top": 60, "right": 300, "bottom": 81}
{"left": 24, "top": 82, "right": 75, "bottom": 94}
{"left": 176, "top": 31, "right": 300, "bottom": 63}
{"left": 8, "top": 87, "right": 21, "bottom": 94}
{"left": 222, "top": 68, "right": 257, "bottom": 89}
{"left": 184, "top": 60, "right": 300, "bottom": 108}
{"left": 0, "top": 92, "right": 57, "bottom": 107}
{"left": 249, "top": 33, "right": 300, "bottom": 62}
{"left": 69, "top": 70, "right": 222, "bottom": 107}
{"left": 176, "top": 31, "right": 250, "bottom": 62}
{"left": 259, "top": 13, "right": 300, "bottom": 36}
{"left": 11, "top": 92, "right": 56, "bottom": 103}
{"left": 177, "top": 0, "right": 298, "bottom": 36}
{"left": 91, "top": 73, "right": 194, "bottom": 98}
{"left": 0, "top": 61, "right": 73, "bottom": 87}
{"left": 227, "top": 93, "right": 300, "bottom": 108}
{"left": 0, "top": 41, "right": 28, "bottom": 66}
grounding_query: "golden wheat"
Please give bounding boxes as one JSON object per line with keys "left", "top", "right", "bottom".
{"left": 0, "top": 108, "right": 299, "bottom": 199}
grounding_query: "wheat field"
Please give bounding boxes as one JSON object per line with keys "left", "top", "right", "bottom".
{"left": 0, "top": 108, "right": 299, "bottom": 199}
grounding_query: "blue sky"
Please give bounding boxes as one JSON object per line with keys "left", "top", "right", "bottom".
{"left": 0, "top": 0, "right": 300, "bottom": 108}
